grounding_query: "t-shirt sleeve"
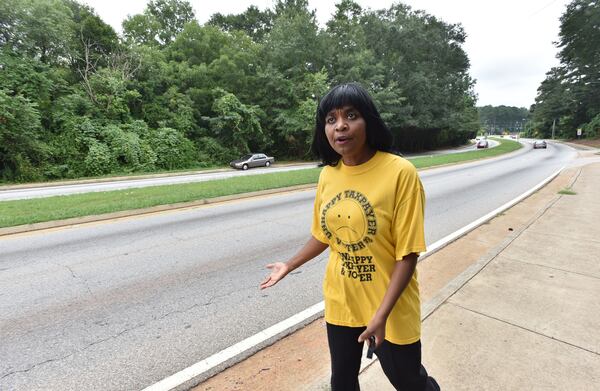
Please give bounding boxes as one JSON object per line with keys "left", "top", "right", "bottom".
{"left": 311, "top": 171, "right": 329, "bottom": 244}
{"left": 391, "top": 167, "right": 427, "bottom": 260}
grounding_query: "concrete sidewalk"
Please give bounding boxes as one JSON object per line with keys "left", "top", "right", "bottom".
{"left": 196, "top": 153, "right": 600, "bottom": 391}
{"left": 360, "top": 160, "right": 600, "bottom": 390}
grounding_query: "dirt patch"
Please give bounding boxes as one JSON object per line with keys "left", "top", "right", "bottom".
{"left": 566, "top": 137, "right": 600, "bottom": 148}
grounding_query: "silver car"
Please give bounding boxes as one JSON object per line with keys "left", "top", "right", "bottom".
{"left": 230, "top": 153, "right": 275, "bottom": 170}
{"left": 533, "top": 140, "right": 547, "bottom": 149}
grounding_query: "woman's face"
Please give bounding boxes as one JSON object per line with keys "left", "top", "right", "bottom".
{"left": 324, "top": 105, "right": 369, "bottom": 161}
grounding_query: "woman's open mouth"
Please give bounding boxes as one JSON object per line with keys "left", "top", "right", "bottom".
{"left": 335, "top": 136, "right": 352, "bottom": 145}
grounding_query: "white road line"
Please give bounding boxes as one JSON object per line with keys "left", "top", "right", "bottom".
{"left": 142, "top": 302, "right": 324, "bottom": 391}
{"left": 423, "top": 166, "right": 564, "bottom": 257}
{"left": 142, "top": 166, "right": 564, "bottom": 391}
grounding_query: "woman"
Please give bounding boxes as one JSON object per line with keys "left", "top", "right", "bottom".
{"left": 260, "top": 83, "right": 438, "bottom": 390}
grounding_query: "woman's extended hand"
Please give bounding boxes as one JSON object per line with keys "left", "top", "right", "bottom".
{"left": 358, "top": 314, "right": 387, "bottom": 349}
{"left": 259, "top": 262, "right": 291, "bottom": 289}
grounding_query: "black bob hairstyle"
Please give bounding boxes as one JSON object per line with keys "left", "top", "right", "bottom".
{"left": 311, "top": 83, "right": 393, "bottom": 166}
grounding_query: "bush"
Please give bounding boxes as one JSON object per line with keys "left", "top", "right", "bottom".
{"left": 583, "top": 114, "right": 600, "bottom": 138}
{"left": 0, "top": 90, "right": 45, "bottom": 181}
{"left": 102, "top": 124, "right": 144, "bottom": 169}
{"left": 84, "top": 142, "right": 114, "bottom": 176}
{"left": 147, "top": 127, "right": 196, "bottom": 169}
{"left": 197, "top": 136, "right": 236, "bottom": 165}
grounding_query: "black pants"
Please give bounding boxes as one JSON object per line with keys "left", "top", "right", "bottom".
{"left": 326, "top": 322, "right": 436, "bottom": 391}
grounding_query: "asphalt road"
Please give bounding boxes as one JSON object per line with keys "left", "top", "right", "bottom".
{"left": 0, "top": 141, "right": 576, "bottom": 390}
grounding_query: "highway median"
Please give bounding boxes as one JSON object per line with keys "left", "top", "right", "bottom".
{"left": 0, "top": 138, "right": 521, "bottom": 230}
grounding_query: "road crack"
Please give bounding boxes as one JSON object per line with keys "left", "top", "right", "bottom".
{"left": 53, "top": 262, "right": 96, "bottom": 300}
{"left": 1, "top": 354, "right": 72, "bottom": 380}
{"left": 1, "top": 284, "right": 257, "bottom": 381}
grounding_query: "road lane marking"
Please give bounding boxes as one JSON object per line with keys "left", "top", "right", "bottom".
{"left": 143, "top": 166, "right": 564, "bottom": 391}
{"left": 423, "top": 166, "right": 564, "bottom": 257}
{"left": 141, "top": 302, "right": 324, "bottom": 391}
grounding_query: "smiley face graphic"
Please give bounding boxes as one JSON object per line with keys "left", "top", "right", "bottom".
{"left": 326, "top": 199, "right": 367, "bottom": 244}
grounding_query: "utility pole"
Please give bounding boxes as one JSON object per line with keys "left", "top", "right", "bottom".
{"left": 551, "top": 119, "right": 556, "bottom": 140}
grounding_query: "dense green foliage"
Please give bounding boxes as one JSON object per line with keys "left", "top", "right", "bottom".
{"left": 526, "top": 0, "right": 600, "bottom": 139}
{"left": 0, "top": 0, "right": 478, "bottom": 182}
{"left": 478, "top": 105, "right": 529, "bottom": 134}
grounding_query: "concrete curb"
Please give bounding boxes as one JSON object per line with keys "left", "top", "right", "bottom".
{"left": 145, "top": 304, "right": 325, "bottom": 391}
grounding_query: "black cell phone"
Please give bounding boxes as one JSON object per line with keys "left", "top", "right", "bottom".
{"left": 366, "top": 335, "right": 376, "bottom": 359}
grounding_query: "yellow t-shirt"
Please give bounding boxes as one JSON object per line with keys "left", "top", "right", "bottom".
{"left": 311, "top": 151, "right": 426, "bottom": 345}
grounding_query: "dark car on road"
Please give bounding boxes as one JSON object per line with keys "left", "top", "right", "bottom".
{"left": 533, "top": 140, "right": 547, "bottom": 149}
{"left": 476, "top": 139, "right": 489, "bottom": 149}
{"left": 230, "top": 153, "right": 275, "bottom": 170}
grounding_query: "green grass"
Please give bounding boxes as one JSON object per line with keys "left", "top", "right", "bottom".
{"left": 409, "top": 137, "right": 522, "bottom": 168}
{"left": 558, "top": 187, "right": 577, "bottom": 195}
{"left": 0, "top": 169, "right": 321, "bottom": 228}
{"left": 0, "top": 138, "right": 522, "bottom": 228}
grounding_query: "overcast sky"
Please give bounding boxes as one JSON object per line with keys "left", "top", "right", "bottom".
{"left": 80, "top": 0, "right": 571, "bottom": 108}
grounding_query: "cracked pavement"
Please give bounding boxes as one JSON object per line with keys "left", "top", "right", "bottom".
{"left": 0, "top": 190, "right": 323, "bottom": 390}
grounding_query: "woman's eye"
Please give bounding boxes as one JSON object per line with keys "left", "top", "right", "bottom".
{"left": 347, "top": 112, "right": 356, "bottom": 119}
{"left": 326, "top": 117, "right": 335, "bottom": 124}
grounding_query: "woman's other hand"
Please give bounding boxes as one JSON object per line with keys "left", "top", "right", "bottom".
{"left": 259, "top": 262, "right": 290, "bottom": 289}
{"left": 259, "top": 237, "right": 328, "bottom": 290}
{"left": 357, "top": 314, "right": 386, "bottom": 349}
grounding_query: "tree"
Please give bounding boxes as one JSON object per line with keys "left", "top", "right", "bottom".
{"left": 0, "top": 0, "right": 74, "bottom": 64}
{"left": 531, "top": 0, "right": 600, "bottom": 138}
{"left": 208, "top": 89, "right": 265, "bottom": 156}
{"left": 0, "top": 0, "right": 484, "bottom": 182}
{"left": 123, "top": 0, "right": 195, "bottom": 46}
{"left": 265, "top": 0, "right": 324, "bottom": 78}
{"left": 478, "top": 105, "right": 530, "bottom": 134}
{"left": 208, "top": 5, "right": 274, "bottom": 42}
{"left": 0, "top": 90, "right": 45, "bottom": 180}
{"left": 65, "top": 0, "right": 119, "bottom": 74}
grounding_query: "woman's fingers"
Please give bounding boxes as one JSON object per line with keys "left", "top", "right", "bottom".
{"left": 358, "top": 328, "right": 384, "bottom": 348}
{"left": 260, "top": 266, "right": 278, "bottom": 289}
{"left": 357, "top": 329, "right": 370, "bottom": 343}
{"left": 259, "top": 280, "right": 270, "bottom": 289}
{"left": 260, "top": 262, "right": 287, "bottom": 289}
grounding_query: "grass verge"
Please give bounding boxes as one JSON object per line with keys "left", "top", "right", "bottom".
{"left": 0, "top": 138, "right": 522, "bottom": 228}
{"left": 558, "top": 187, "right": 577, "bottom": 195}
{"left": 409, "top": 137, "right": 521, "bottom": 168}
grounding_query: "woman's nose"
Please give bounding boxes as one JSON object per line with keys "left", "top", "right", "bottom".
{"left": 335, "top": 119, "right": 348, "bottom": 131}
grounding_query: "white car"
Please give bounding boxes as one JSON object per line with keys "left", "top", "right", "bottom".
{"left": 533, "top": 140, "right": 547, "bottom": 149}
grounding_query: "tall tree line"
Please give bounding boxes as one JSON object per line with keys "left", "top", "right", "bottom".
{"left": 478, "top": 105, "right": 529, "bottom": 134}
{"left": 0, "top": 0, "right": 478, "bottom": 182}
{"left": 526, "top": 0, "right": 600, "bottom": 139}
